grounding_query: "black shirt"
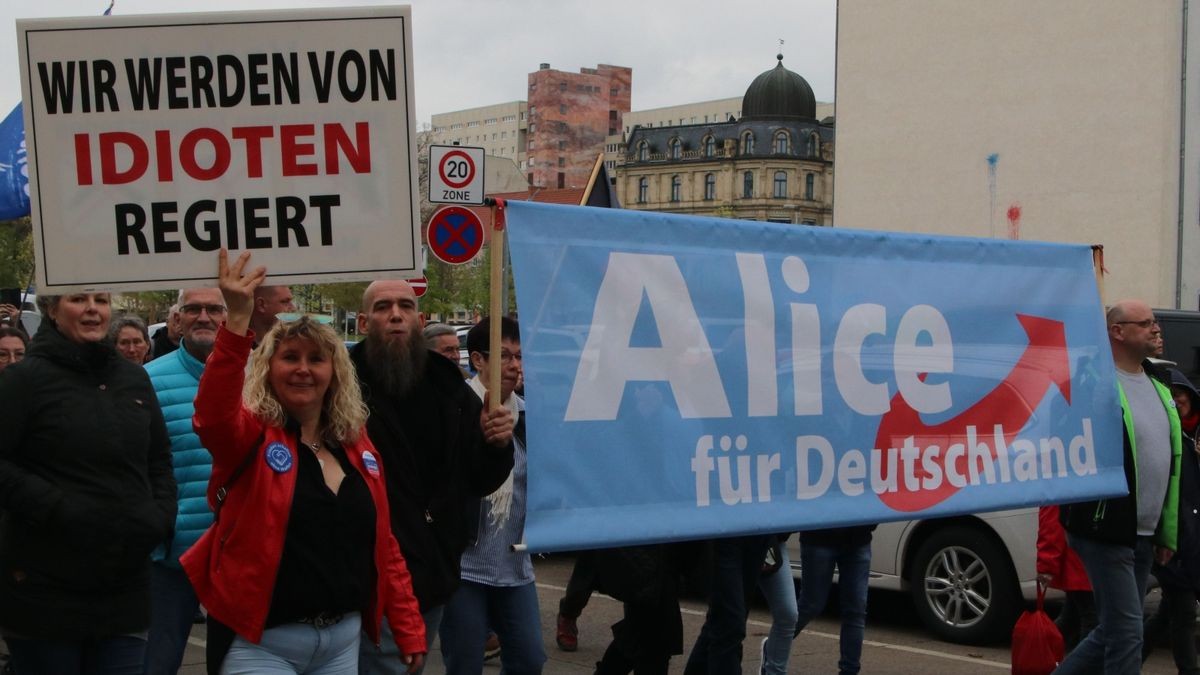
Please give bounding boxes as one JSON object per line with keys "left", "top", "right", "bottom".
{"left": 266, "top": 440, "right": 376, "bottom": 627}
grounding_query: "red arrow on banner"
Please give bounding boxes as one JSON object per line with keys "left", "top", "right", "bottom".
{"left": 873, "top": 314, "right": 1072, "bottom": 512}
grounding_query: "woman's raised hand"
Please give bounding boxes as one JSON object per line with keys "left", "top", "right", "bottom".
{"left": 217, "top": 248, "right": 266, "bottom": 336}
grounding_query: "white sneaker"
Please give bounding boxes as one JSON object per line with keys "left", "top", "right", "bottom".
{"left": 759, "top": 636, "right": 769, "bottom": 675}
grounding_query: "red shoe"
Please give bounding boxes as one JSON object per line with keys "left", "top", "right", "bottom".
{"left": 556, "top": 613, "right": 579, "bottom": 652}
{"left": 484, "top": 632, "right": 501, "bottom": 661}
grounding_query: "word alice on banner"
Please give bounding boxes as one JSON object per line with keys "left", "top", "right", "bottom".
{"left": 505, "top": 201, "right": 1124, "bottom": 553}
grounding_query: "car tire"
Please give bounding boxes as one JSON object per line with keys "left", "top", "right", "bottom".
{"left": 908, "top": 525, "right": 1021, "bottom": 644}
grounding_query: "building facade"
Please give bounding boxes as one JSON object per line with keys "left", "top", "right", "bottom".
{"left": 604, "top": 98, "right": 834, "bottom": 173}
{"left": 429, "top": 101, "right": 528, "bottom": 170}
{"left": 527, "top": 63, "right": 631, "bottom": 189}
{"left": 836, "top": 1, "right": 1200, "bottom": 308}
{"left": 616, "top": 57, "right": 833, "bottom": 225}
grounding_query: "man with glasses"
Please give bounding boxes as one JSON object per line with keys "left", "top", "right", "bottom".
{"left": 1058, "top": 299, "right": 1182, "bottom": 675}
{"left": 143, "top": 288, "right": 228, "bottom": 674}
{"left": 249, "top": 285, "right": 295, "bottom": 343}
{"left": 440, "top": 316, "right": 545, "bottom": 674}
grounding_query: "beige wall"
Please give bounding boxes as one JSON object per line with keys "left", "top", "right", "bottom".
{"left": 835, "top": 1, "right": 1194, "bottom": 307}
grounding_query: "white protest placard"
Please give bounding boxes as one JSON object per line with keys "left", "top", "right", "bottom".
{"left": 17, "top": 6, "right": 421, "bottom": 292}
{"left": 428, "top": 144, "right": 484, "bottom": 205}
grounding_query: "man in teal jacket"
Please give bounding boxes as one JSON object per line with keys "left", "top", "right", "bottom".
{"left": 143, "top": 287, "right": 227, "bottom": 675}
{"left": 1058, "top": 299, "right": 1182, "bottom": 675}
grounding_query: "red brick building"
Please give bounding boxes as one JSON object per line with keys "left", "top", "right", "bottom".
{"left": 526, "top": 63, "right": 631, "bottom": 189}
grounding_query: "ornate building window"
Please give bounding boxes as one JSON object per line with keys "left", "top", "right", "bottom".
{"left": 637, "top": 141, "right": 648, "bottom": 161}
{"left": 805, "top": 173, "right": 815, "bottom": 200}
{"left": 741, "top": 131, "right": 755, "bottom": 155}
{"left": 807, "top": 132, "right": 820, "bottom": 157}
{"left": 669, "top": 138, "right": 682, "bottom": 160}
{"left": 703, "top": 135, "right": 716, "bottom": 158}
{"left": 743, "top": 171, "right": 754, "bottom": 198}
{"left": 671, "top": 175, "right": 682, "bottom": 202}
{"left": 773, "top": 171, "right": 787, "bottom": 198}
{"left": 704, "top": 173, "right": 716, "bottom": 200}
{"left": 638, "top": 177, "right": 648, "bottom": 203}
{"left": 774, "top": 131, "right": 790, "bottom": 154}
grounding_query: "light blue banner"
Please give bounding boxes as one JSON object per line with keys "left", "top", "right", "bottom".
{"left": 0, "top": 104, "right": 29, "bottom": 221}
{"left": 506, "top": 201, "right": 1125, "bottom": 553}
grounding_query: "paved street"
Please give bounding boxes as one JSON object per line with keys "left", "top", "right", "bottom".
{"left": 170, "top": 554, "right": 1185, "bottom": 674}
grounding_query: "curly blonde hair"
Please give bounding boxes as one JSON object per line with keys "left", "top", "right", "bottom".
{"left": 243, "top": 316, "right": 367, "bottom": 443}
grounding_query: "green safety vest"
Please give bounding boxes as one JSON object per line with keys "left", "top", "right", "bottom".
{"left": 1115, "top": 375, "right": 1182, "bottom": 550}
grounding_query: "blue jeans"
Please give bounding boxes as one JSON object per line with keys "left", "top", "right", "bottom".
{"left": 144, "top": 561, "right": 200, "bottom": 675}
{"left": 1055, "top": 534, "right": 1153, "bottom": 675}
{"left": 6, "top": 634, "right": 146, "bottom": 675}
{"left": 757, "top": 543, "right": 798, "bottom": 675}
{"left": 793, "top": 539, "right": 871, "bottom": 675}
{"left": 359, "top": 606, "right": 443, "bottom": 675}
{"left": 222, "top": 613, "right": 361, "bottom": 674}
{"left": 439, "top": 580, "right": 545, "bottom": 675}
{"left": 684, "top": 535, "right": 771, "bottom": 675}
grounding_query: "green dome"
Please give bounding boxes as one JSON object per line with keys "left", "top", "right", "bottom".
{"left": 741, "top": 55, "right": 816, "bottom": 121}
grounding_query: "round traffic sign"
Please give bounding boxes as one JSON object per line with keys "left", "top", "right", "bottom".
{"left": 407, "top": 276, "right": 428, "bottom": 297}
{"left": 427, "top": 206, "right": 484, "bottom": 265}
{"left": 439, "top": 150, "right": 476, "bottom": 189}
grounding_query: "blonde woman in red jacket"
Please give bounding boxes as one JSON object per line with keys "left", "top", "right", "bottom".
{"left": 181, "top": 250, "right": 425, "bottom": 674}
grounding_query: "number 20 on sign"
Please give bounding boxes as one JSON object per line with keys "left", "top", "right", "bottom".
{"left": 429, "top": 144, "right": 485, "bottom": 205}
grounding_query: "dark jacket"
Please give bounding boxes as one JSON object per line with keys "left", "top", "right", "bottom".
{"left": 1061, "top": 360, "right": 1182, "bottom": 549}
{"left": 350, "top": 342, "right": 514, "bottom": 610}
{"left": 0, "top": 321, "right": 176, "bottom": 639}
{"left": 150, "top": 325, "right": 178, "bottom": 360}
{"left": 1154, "top": 431, "right": 1200, "bottom": 589}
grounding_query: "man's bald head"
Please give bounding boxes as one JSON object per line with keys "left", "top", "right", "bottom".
{"left": 362, "top": 279, "right": 417, "bottom": 314}
{"left": 250, "top": 284, "right": 295, "bottom": 337}
{"left": 1107, "top": 298, "right": 1162, "bottom": 369}
{"left": 358, "top": 279, "right": 423, "bottom": 342}
{"left": 1107, "top": 299, "right": 1152, "bottom": 326}
{"left": 359, "top": 279, "right": 427, "bottom": 395}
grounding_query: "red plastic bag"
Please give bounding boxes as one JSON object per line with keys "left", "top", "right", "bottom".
{"left": 1011, "top": 583, "right": 1064, "bottom": 675}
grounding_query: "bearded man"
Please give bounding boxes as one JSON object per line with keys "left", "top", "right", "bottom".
{"left": 350, "top": 280, "right": 515, "bottom": 675}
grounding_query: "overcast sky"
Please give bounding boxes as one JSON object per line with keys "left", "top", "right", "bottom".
{"left": 2, "top": 0, "right": 836, "bottom": 124}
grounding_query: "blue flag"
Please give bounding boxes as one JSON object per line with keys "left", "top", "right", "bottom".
{"left": 4, "top": 4, "right": 113, "bottom": 221}
{"left": 506, "top": 201, "right": 1126, "bottom": 552}
{"left": 0, "top": 104, "right": 29, "bottom": 221}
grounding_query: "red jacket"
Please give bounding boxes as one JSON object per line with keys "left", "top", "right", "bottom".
{"left": 180, "top": 327, "right": 425, "bottom": 655}
{"left": 1036, "top": 505, "right": 1091, "bottom": 592}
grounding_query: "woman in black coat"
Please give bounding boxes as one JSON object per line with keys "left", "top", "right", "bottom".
{"left": 1143, "top": 368, "right": 1200, "bottom": 674}
{"left": 0, "top": 293, "right": 176, "bottom": 674}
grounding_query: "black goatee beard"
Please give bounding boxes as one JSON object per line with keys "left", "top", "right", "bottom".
{"left": 364, "top": 326, "right": 428, "bottom": 397}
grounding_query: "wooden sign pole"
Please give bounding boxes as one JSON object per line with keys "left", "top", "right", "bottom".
{"left": 1091, "top": 245, "right": 1106, "bottom": 311}
{"left": 487, "top": 198, "right": 507, "bottom": 411}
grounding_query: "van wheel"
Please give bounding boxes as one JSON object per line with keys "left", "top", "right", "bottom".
{"left": 908, "top": 526, "right": 1020, "bottom": 644}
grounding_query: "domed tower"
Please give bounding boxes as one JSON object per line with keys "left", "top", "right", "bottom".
{"left": 741, "top": 54, "right": 817, "bottom": 121}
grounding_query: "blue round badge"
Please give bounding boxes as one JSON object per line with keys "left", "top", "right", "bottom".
{"left": 362, "top": 450, "right": 380, "bottom": 477}
{"left": 265, "top": 442, "right": 294, "bottom": 473}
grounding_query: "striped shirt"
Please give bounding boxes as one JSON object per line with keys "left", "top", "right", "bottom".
{"left": 459, "top": 395, "right": 533, "bottom": 586}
